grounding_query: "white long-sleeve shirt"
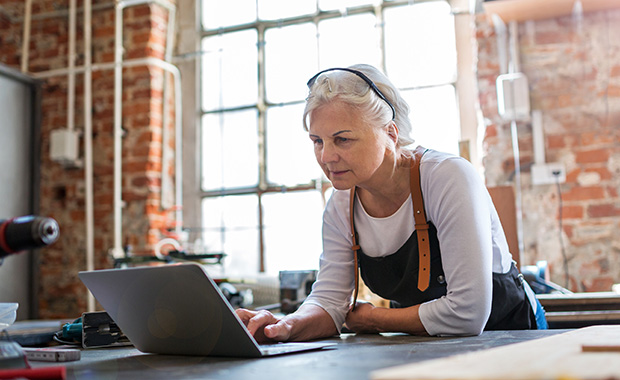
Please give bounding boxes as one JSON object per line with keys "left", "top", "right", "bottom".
{"left": 303, "top": 149, "right": 514, "bottom": 336}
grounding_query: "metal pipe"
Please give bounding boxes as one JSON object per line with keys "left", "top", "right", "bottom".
{"left": 112, "top": 1, "right": 124, "bottom": 259}
{"left": 84, "top": 0, "right": 95, "bottom": 312}
{"left": 160, "top": 3, "right": 175, "bottom": 212}
{"left": 492, "top": 14, "right": 508, "bottom": 75}
{"left": 509, "top": 20, "right": 520, "bottom": 74}
{"left": 68, "top": 0, "right": 77, "bottom": 131}
{"left": 20, "top": 0, "right": 32, "bottom": 73}
{"left": 166, "top": 6, "right": 178, "bottom": 231}
{"left": 31, "top": 58, "right": 179, "bottom": 78}
{"left": 12, "top": 2, "right": 114, "bottom": 22}
{"left": 507, "top": 20, "right": 525, "bottom": 257}
{"left": 510, "top": 120, "right": 524, "bottom": 257}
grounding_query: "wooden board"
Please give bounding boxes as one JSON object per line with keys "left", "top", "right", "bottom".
{"left": 538, "top": 292, "right": 620, "bottom": 311}
{"left": 371, "top": 325, "right": 620, "bottom": 380}
{"left": 487, "top": 186, "right": 520, "bottom": 269}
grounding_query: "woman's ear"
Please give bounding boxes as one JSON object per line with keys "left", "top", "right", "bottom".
{"left": 386, "top": 122, "right": 399, "bottom": 144}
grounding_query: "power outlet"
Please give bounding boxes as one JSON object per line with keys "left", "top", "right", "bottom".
{"left": 531, "top": 162, "right": 566, "bottom": 185}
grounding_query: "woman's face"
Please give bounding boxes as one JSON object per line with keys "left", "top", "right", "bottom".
{"left": 308, "top": 100, "right": 390, "bottom": 190}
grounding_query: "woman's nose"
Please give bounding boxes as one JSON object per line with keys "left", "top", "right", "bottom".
{"left": 319, "top": 143, "right": 338, "bottom": 163}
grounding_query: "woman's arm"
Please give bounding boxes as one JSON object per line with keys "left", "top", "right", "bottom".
{"left": 419, "top": 154, "right": 495, "bottom": 336}
{"left": 345, "top": 302, "right": 428, "bottom": 335}
{"left": 236, "top": 304, "right": 339, "bottom": 342}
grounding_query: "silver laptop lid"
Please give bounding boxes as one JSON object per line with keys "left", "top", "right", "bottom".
{"left": 79, "top": 263, "right": 263, "bottom": 357}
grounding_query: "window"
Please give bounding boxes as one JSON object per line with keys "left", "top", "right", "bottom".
{"left": 199, "top": 0, "right": 458, "bottom": 276}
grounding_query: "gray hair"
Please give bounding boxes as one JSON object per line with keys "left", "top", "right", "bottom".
{"left": 302, "top": 64, "right": 415, "bottom": 151}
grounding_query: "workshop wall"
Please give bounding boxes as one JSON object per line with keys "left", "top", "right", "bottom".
{"left": 2, "top": 1, "right": 619, "bottom": 317}
{"left": 0, "top": 0, "right": 177, "bottom": 318}
{"left": 476, "top": 10, "right": 620, "bottom": 292}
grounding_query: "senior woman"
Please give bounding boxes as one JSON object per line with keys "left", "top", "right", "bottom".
{"left": 235, "top": 64, "right": 546, "bottom": 342}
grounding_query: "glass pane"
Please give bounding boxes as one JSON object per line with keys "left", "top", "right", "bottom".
{"left": 318, "top": 13, "right": 381, "bottom": 69}
{"left": 318, "top": 0, "right": 377, "bottom": 11}
{"left": 262, "top": 191, "right": 324, "bottom": 275}
{"left": 202, "top": 0, "right": 256, "bottom": 30}
{"left": 201, "top": 30, "right": 258, "bottom": 111}
{"left": 201, "top": 109, "right": 259, "bottom": 190}
{"left": 258, "top": 0, "right": 316, "bottom": 20}
{"left": 384, "top": 2, "right": 456, "bottom": 88}
{"left": 402, "top": 85, "right": 459, "bottom": 155}
{"left": 265, "top": 23, "right": 318, "bottom": 103}
{"left": 202, "top": 195, "right": 259, "bottom": 276}
{"left": 266, "top": 104, "right": 323, "bottom": 186}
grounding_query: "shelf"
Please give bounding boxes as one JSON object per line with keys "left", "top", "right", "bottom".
{"left": 483, "top": 0, "right": 620, "bottom": 22}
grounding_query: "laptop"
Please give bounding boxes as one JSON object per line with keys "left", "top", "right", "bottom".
{"left": 78, "top": 263, "right": 335, "bottom": 357}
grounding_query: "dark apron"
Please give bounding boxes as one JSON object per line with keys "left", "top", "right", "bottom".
{"left": 351, "top": 147, "right": 535, "bottom": 331}
{"left": 356, "top": 221, "right": 536, "bottom": 331}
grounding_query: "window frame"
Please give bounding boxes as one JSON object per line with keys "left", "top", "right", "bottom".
{"left": 179, "top": 0, "right": 475, "bottom": 274}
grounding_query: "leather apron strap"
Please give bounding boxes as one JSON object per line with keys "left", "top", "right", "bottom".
{"left": 411, "top": 146, "right": 431, "bottom": 292}
{"left": 349, "top": 147, "right": 430, "bottom": 309}
{"left": 349, "top": 188, "right": 361, "bottom": 310}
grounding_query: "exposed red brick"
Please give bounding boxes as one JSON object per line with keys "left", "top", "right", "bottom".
{"left": 580, "top": 131, "right": 615, "bottom": 146}
{"left": 561, "top": 205, "right": 584, "bottom": 219}
{"left": 588, "top": 203, "right": 620, "bottom": 218}
{"left": 563, "top": 224, "right": 574, "bottom": 238}
{"left": 575, "top": 148, "right": 610, "bottom": 164}
{"left": 605, "top": 85, "right": 620, "bottom": 98}
{"left": 562, "top": 186, "right": 606, "bottom": 202}
{"left": 582, "top": 277, "right": 615, "bottom": 292}
{"left": 547, "top": 134, "right": 565, "bottom": 149}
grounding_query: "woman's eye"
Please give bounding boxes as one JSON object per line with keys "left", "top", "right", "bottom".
{"left": 312, "top": 138, "right": 323, "bottom": 145}
{"left": 335, "top": 137, "right": 349, "bottom": 143}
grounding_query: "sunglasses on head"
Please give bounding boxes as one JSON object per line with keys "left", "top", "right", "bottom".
{"left": 306, "top": 68, "right": 396, "bottom": 120}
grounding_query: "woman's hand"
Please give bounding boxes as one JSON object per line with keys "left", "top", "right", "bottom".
{"left": 345, "top": 301, "right": 380, "bottom": 334}
{"left": 235, "top": 308, "right": 293, "bottom": 343}
{"left": 346, "top": 302, "right": 429, "bottom": 336}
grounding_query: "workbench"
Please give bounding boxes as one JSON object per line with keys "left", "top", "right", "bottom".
{"left": 25, "top": 329, "right": 569, "bottom": 380}
{"left": 538, "top": 292, "right": 620, "bottom": 328}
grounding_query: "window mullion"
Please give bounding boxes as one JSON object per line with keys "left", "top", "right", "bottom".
{"left": 257, "top": 25, "right": 267, "bottom": 191}
{"left": 375, "top": 3, "right": 386, "bottom": 74}
{"left": 257, "top": 24, "right": 267, "bottom": 272}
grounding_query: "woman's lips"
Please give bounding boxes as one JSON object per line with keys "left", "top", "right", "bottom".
{"left": 330, "top": 169, "right": 348, "bottom": 176}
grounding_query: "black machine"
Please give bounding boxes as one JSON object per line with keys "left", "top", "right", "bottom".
{"left": 0, "top": 216, "right": 59, "bottom": 264}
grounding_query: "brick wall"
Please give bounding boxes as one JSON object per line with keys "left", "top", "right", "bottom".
{"left": 0, "top": 0, "right": 176, "bottom": 318}
{"left": 476, "top": 10, "right": 620, "bottom": 292}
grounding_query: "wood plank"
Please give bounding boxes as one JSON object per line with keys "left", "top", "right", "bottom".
{"left": 538, "top": 292, "right": 620, "bottom": 312}
{"left": 545, "top": 311, "right": 620, "bottom": 322}
{"left": 371, "top": 325, "right": 620, "bottom": 380}
{"left": 487, "top": 186, "right": 520, "bottom": 268}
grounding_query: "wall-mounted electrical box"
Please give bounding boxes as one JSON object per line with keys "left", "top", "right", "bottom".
{"left": 50, "top": 129, "right": 80, "bottom": 166}
{"left": 532, "top": 162, "right": 566, "bottom": 185}
{"left": 496, "top": 72, "right": 530, "bottom": 121}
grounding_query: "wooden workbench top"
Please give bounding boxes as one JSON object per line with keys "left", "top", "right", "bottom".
{"left": 372, "top": 325, "right": 620, "bottom": 380}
